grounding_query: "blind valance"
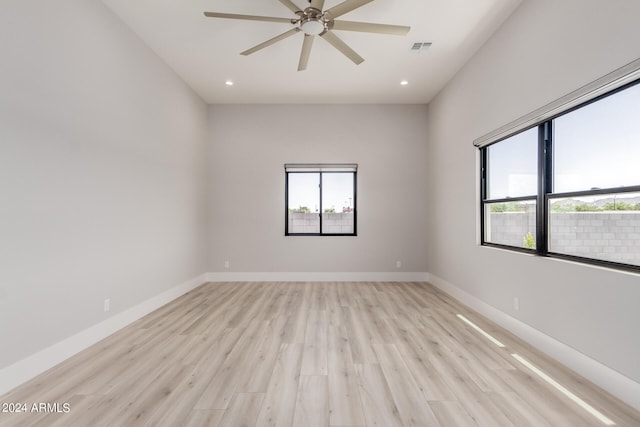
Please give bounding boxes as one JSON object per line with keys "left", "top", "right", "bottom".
{"left": 473, "top": 57, "right": 640, "bottom": 148}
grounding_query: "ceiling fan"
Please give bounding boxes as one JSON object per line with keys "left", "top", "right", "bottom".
{"left": 204, "top": 0, "right": 410, "bottom": 71}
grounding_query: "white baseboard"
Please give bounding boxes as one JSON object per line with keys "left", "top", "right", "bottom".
{"left": 0, "top": 273, "right": 207, "bottom": 397}
{"left": 206, "top": 271, "right": 429, "bottom": 282}
{"left": 427, "top": 272, "right": 640, "bottom": 411}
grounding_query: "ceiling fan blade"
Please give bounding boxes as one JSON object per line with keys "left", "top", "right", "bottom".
{"left": 298, "top": 34, "right": 314, "bottom": 71}
{"left": 333, "top": 20, "right": 410, "bottom": 36}
{"left": 309, "top": 0, "right": 326, "bottom": 10}
{"left": 325, "top": 0, "right": 374, "bottom": 19}
{"left": 278, "top": 0, "right": 303, "bottom": 14}
{"left": 241, "top": 28, "right": 301, "bottom": 56}
{"left": 204, "top": 12, "right": 292, "bottom": 24}
{"left": 320, "top": 31, "right": 364, "bottom": 65}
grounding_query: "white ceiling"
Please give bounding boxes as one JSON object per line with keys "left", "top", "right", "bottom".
{"left": 101, "top": 0, "right": 521, "bottom": 104}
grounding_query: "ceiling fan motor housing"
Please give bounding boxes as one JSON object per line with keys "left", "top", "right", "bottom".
{"left": 299, "top": 7, "right": 328, "bottom": 35}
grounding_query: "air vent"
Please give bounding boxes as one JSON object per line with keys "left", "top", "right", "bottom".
{"left": 410, "top": 42, "right": 432, "bottom": 53}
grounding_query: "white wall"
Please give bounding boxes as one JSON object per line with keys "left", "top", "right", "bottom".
{"left": 208, "top": 104, "right": 428, "bottom": 274}
{"left": 0, "top": 0, "right": 209, "bottom": 370}
{"left": 426, "top": 0, "right": 640, "bottom": 386}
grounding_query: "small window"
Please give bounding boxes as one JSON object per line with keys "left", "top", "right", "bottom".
{"left": 486, "top": 127, "right": 538, "bottom": 199}
{"left": 482, "top": 128, "right": 538, "bottom": 249}
{"left": 553, "top": 83, "right": 640, "bottom": 193}
{"left": 285, "top": 164, "right": 357, "bottom": 236}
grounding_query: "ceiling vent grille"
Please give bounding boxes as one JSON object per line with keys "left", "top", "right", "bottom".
{"left": 410, "top": 42, "right": 432, "bottom": 53}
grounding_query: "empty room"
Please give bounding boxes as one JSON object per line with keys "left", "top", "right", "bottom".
{"left": 1, "top": 0, "right": 640, "bottom": 426}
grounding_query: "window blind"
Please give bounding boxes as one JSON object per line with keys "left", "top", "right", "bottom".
{"left": 473, "top": 57, "right": 640, "bottom": 148}
{"left": 284, "top": 163, "right": 358, "bottom": 172}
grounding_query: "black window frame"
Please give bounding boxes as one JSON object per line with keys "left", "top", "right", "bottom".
{"left": 285, "top": 165, "right": 357, "bottom": 237}
{"left": 480, "top": 78, "right": 640, "bottom": 273}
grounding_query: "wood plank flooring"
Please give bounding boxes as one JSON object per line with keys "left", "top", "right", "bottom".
{"left": 1, "top": 281, "right": 639, "bottom": 426}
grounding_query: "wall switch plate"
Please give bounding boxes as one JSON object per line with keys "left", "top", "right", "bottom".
{"left": 396, "top": 260, "right": 402, "bottom": 268}
{"left": 224, "top": 260, "right": 230, "bottom": 269}
{"left": 513, "top": 297, "right": 520, "bottom": 311}
{"left": 104, "top": 298, "right": 111, "bottom": 312}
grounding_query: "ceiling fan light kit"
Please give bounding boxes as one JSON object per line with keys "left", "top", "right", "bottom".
{"left": 297, "top": 6, "right": 327, "bottom": 35}
{"left": 204, "top": 0, "right": 410, "bottom": 71}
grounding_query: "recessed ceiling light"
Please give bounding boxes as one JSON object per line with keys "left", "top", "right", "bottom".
{"left": 400, "top": 80, "right": 409, "bottom": 86}
{"left": 225, "top": 80, "right": 234, "bottom": 86}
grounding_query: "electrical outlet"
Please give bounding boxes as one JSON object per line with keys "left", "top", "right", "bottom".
{"left": 513, "top": 297, "right": 520, "bottom": 311}
{"left": 224, "top": 260, "right": 230, "bottom": 269}
{"left": 104, "top": 298, "right": 111, "bottom": 312}
{"left": 396, "top": 260, "right": 402, "bottom": 268}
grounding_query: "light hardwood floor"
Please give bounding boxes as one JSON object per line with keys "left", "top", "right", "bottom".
{"left": 1, "top": 281, "right": 639, "bottom": 426}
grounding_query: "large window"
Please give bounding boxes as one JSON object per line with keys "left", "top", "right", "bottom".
{"left": 285, "top": 164, "right": 357, "bottom": 236}
{"left": 480, "top": 79, "right": 640, "bottom": 271}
